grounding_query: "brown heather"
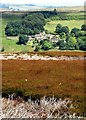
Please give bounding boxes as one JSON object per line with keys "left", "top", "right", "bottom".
{"left": 2, "top": 58, "right": 86, "bottom": 115}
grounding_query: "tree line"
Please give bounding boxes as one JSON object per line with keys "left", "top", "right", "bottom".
{"left": 5, "top": 13, "right": 46, "bottom": 36}
{"left": 55, "top": 24, "right": 86, "bottom": 51}
{"left": 34, "top": 24, "right": 86, "bottom": 51}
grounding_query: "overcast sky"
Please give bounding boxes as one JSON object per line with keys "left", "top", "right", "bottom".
{"left": 0, "top": 0, "right": 85, "bottom": 6}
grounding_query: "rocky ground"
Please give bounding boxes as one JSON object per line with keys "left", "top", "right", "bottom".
{"left": 0, "top": 53, "right": 86, "bottom": 61}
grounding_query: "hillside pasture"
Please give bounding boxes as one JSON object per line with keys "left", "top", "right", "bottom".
{"left": 1, "top": 12, "right": 84, "bottom": 52}
{"left": 1, "top": 13, "right": 33, "bottom": 52}
{"left": 45, "top": 20, "right": 84, "bottom": 33}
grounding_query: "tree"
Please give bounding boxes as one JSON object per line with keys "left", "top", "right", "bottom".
{"left": 75, "top": 31, "right": 84, "bottom": 37}
{"left": 77, "top": 37, "right": 86, "bottom": 51}
{"left": 18, "top": 35, "right": 28, "bottom": 45}
{"left": 81, "top": 24, "right": 86, "bottom": 31}
{"left": 71, "top": 28, "right": 80, "bottom": 37}
{"left": 29, "top": 29, "right": 34, "bottom": 35}
{"left": 61, "top": 26, "right": 69, "bottom": 35}
{"left": 55, "top": 24, "right": 62, "bottom": 34}
{"left": 59, "top": 40, "right": 66, "bottom": 50}
{"left": 5, "top": 26, "right": 19, "bottom": 36}
{"left": 34, "top": 28, "right": 40, "bottom": 34}
{"left": 53, "top": 9, "right": 57, "bottom": 15}
{"left": 34, "top": 46, "right": 41, "bottom": 51}
{"left": 79, "top": 42, "right": 86, "bottom": 51}
{"left": 41, "top": 40, "right": 53, "bottom": 50}
{"left": 54, "top": 9, "right": 57, "bottom": 12}
{"left": 23, "top": 13, "right": 45, "bottom": 32}
{"left": 5, "top": 22, "right": 20, "bottom": 36}
{"left": 59, "top": 32, "right": 66, "bottom": 40}
{"left": 5, "top": 13, "right": 46, "bottom": 36}
{"left": 1, "top": 47, "right": 4, "bottom": 52}
{"left": 66, "top": 36, "right": 77, "bottom": 50}
{"left": 55, "top": 24, "right": 69, "bottom": 36}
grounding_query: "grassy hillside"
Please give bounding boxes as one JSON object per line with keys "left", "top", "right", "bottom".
{"left": 2, "top": 13, "right": 34, "bottom": 52}
{"left": 45, "top": 20, "right": 84, "bottom": 33}
{"left": 1, "top": 11, "right": 84, "bottom": 52}
{"left": 54, "top": 6, "right": 84, "bottom": 12}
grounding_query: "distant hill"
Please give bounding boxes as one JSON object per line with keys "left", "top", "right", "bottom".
{"left": 0, "top": 3, "right": 9, "bottom": 8}
{"left": 25, "top": 4, "right": 36, "bottom": 6}
{"left": 0, "top": 3, "right": 84, "bottom": 12}
{"left": 0, "top": 3, "right": 47, "bottom": 11}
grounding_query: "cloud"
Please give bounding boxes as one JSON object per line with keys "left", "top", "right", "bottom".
{"left": 0, "top": 0, "right": 85, "bottom": 6}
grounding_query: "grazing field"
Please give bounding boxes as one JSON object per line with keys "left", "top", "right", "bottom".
{"left": 1, "top": 14, "right": 33, "bottom": 52}
{"left": 2, "top": 59, "right": 85, "bottom": 115}
{"left": 2, "top": 18, "right": 84, "bottom": 52}
{"left": 45, "top": 20, "right": 84, "bottom": 33}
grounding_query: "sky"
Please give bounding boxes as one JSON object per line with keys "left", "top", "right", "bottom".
{"left": 0, "top": 0, "right": 85, "bottom": 6}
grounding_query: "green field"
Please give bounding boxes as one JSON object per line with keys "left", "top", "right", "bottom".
{"left": 45, "top": 20, "right": 84, "bottom": 33}
{"left": 1, "top": 14, "right": 34, "bottom": 52}
{"left": 1, "top": 12, "right": 84, "bottom": 52}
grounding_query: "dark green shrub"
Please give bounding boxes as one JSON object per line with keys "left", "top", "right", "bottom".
{"left": 18, "top": 34, "right": 28, "bottom": 45}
